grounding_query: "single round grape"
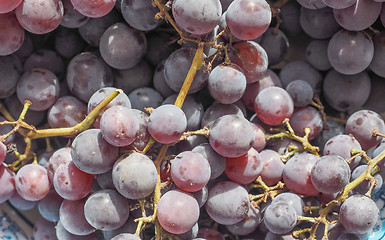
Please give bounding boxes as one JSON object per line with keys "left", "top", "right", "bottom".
{"left": 15, "top": 163, "right": 51, "bottom": 201}
{"left": 283, "top": 152, "right": 320, "bottom": 196}
{"left": 71, "top": 129, "right": 119, "bottom": 174}
{"left": 259, "top": 150, "right": 285, "bottom": 186}
{"left": 15, "top": 0, "right": 63, "bottom": 34}
{"left": 290, "top": 106, "right": 323, "bottom": 140}
{"left": 128, "top": 87, "right": 164, "bottom": 111}
{"left": 339, "top": 195, "right": 379, "bottom": 234}
{"left": 100, "top": 106, "right": 139, "bottom": 147}
{"left": 323, "top": 70, "right": 371, "bottom": 112}
{"left": 60, "top": 199, "right": 95, "bottom": 235}
{"left": 311, "top": 155, "right": 351, "bottom": 194}
{"left": 228, "top": 41, "right": 268, "bottom": 83}
{"left": 226, "top": 0, "right": 271, "bottom": 40}
{"left": 205, "top": 181, "right": 250, "bottom": 225}
{"left": 172, "top": 0, "right": 221, "bottom": 35}
{"left": 38, "top": 190, "right": 62, "bottom": 222}
{"left": 208, "top": 64, "right": 247, "bottom": 104}
{"left": 99, "top": 22, "right": 147, "bottom": 69}
{"left": 171, "top": 151, "right": 211, "bottom": 192}
{"left": 225, "top": 148, "right": 263, "bottom": 184}
{"left": 87, "top": 87, "right": 131, "bottom": 128}
{"left": 254, "top": 86, "right": 294, "bottom": 126}
{"left": 54, "top": 28, "right": 86, "bottom": 59}
{"left": 328, "top": 30, "right": 374, "bottom": 75}
{"left": 259, "top": 28, "right": 290, "bottom": 66}
{"left": 157, "top": 190, "right": 200, "bottom": 234}
{"left": 323, "top": 134, "right": 362, "bottom": 170}
{"left": 84, "top": 189, "right": 130, "bottom": 231}
{"left": 299, "top": 6, "right": 340, "bottom": 39}
{"left": 286, "top": 80, "right": 313, "bottom": 107}
{"left": 121, "top": 0, "right": 163, "bottom": 31}
{"left": 112, "top": 152, "right": 157, "bottom": 199}
{"left": 17, "top": 68, "right": 60, "bottom": 111}
{"left": 209, "top": 114, "right": 255, "bottom": 158}
{"left": 53, "top": 161, "right": 94, "bottom": 200}
{"left": 280, "top": 1, "right": 302, "bottom": 37}
{"left": 0, "top": 12, "right": 24, "bottom": 56}
{"left": 345, "top": 110, "right": 385, "bottom": 150}
{"left": 114, "top": 59, "right": 153, "bottom": 94}
{"left": 70, "top": 0, "right": 116, "bottom": 18}
{"left": 148, "top": 104, "right": 187, "bottom": 144}
{"left": 264, "top": 203, "right": 297, "bottom": 234}
{"left": 306, "top": 39, "right": 332, "bottom": 71}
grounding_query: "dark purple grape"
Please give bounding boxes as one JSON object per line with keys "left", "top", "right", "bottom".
{"left": 264, "top": 203, "right": 297, "bottom": 234}
{"left": 121, "top": 0, "right": 163, "bottom": 31}
{"left": 285, "top": 80, "right": 314, "bottom": 107}
{"left": 290, "top": 106, "right": 323, "bottom": 140}
{"left": 259, "top": 28, "right": 289, "bottom": 66}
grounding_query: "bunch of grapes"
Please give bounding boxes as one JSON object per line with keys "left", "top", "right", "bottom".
{"left": 1, "top": 0, "right": 385, "bottom": 240}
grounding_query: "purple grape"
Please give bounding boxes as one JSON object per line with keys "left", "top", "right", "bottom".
{"left": 351, "top": 165, "right": 383, "bottom": 195}
{"left": 38, "top": 190, "right": 62, "bottom": 222}
{"left": 24, "top": 49, "right": 65, "bottom": 78}
{"left": 226, "top": 205, "right": 261, "bottom": 235}
{"left": 290, "top": 106, "right": 323, "bottom": 140}
{"left": 201, "top": 102, "right": 244, "bottom": 129}
{"left": 306, "top": 39, "right": 332, "bottom": 71}
{"left": 61, "top": 0, "right": 89, "bottom": 28}
{"left": 259, "top": 149, "right": 285, "bottom": 186}
{"left": 0, "top": 54, "right": 22, "bottom": 98}
{"left": 121, "top": 0, "right": 163, "bottom": 31}
{"left": 192, "top": 143, "right": 226, "bottom": 180}
{"left": 59, "top": 199, "right": 95, "bottom": 235}
{"left": 264, "top": 203, "right": 297, "bottom": 234}
{"left": 128, "top": 87, "right": 164, "bottom": 111}
{"left": 114, "top": 59, "right": 153, "bottom": 94}
{"left": 259, "top": 28, "right": 290, "bottom": 66}
{"left": 33, "top": 217, "right": 57, "bottom": 240}
{"left": 299, "top": 6, "right": 340, "bottom": 39}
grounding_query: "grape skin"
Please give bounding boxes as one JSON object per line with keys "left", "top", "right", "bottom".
{"left": 264, "top": 203, "right": 297, "bottom": 235}
{"left": 15, "top": 164, "right": 51, "bottom": 201}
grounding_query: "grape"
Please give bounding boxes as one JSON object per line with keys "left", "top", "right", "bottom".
{"left": 153, "top": 60, "right": 177, "bottom": 98}
{"left": 66, "top": 52, "right": 114, "bottom": 103}
{"left": 172, "top": 0, "right": 221, "bottom": 36}
{"left": 100, "top": 106, "right": 139, "bottom": 147}
{"left": 146, "top": 32, "right": 178, "bottom": 67}
{"left": 170, "top": 151, "right": 211, "bottom": 192}
{"left": 56, "top": 221, "right": 96, "bottom": 240}
{"left": 322, "top": 70, "right": 371, "bottom": 112}
{"left": 369, "top": 31, "right": 385, "bottom": 78}
{"left": 128, "top": 87, "right": 164, "bottom": 111}
{"left": 279, "top": 60, "right": 322, "bottom": 92}
{"left": 60, "top": 199, "right": 95, "bottom": 235}
{"left": 14, "top": 34, "right": 33, "bottom": 62}
{"left": 111, "top": 233, "right": 141, "bottom": 240}
{"left": 311, "top": 155, "right": 351, "bottom": 194}
{"left": 241, "top": 69, "right": 282, "bottom": 111}
{"left": 299, "top": 6, "right": 340, "bottom": 39}
{"left": 0, "top": 0, "right": 22, "bottom": 13}
{"left": 15, "top": 163, "right": 51, "bottom": 201}
{"left": 163, "top": 94, "right": 204, "bottom": 131}
{"left": 351, "top": 165, "right": 383, "bottom": 195}
{"left": 47, "top": 147, "right": 72, "bottom": 181}
{"left": 283, "top": 152, "right": 320, "bottom": 196}
{"left": 121, "top": 0, "right": 163, "bottom": 31}
{"left": 47, "top": 96, "right": 87, "bottom": 131}
{"left": 99, "top": 22, "right": 147, "bottom": 69}
{"left": 112, "top": 152, "right": 157, "bottom": 199}
{"left": 61, "top": 0, "right": 89, "bottom": 28}
{"left": 8, "top": 191, "right": 38, "bottom": 210}
{"left": 84, "top": 189, "right": 130, "bottom": 231}
{"left": 201, "top": 102, "right": 244, "bottom": 129}
{"left": 306, "top": 39, "right": 332, "bottom": 71}
{"left": 322, "top": 0, "right": 356, "bottom": 9}
{"left": 323, "top": 134, "right": 362, "bottom": 169}
{"left": 226, "top": 205, "right": 261, "bottom": 235}
{"left": 254, "top": 86, "right": 294, "bottom": 126}
{"left": 285, "top": 80, "right": 314, "bottom": 107}
{"left": 345, "top": 110, "right": 385, "bottom": 150}
{"left": 78, "top": 9, "right": 121, "bottom": 46}
{"left": 0, "top": 54, "right": 22, "bottom": 99}
{"left": 53, "top": 161, "right": 94, "bottom": 200}
{"left": 130, "top": 109, "right": 151, "bottom": 151}
{"left": 87, "top": 87, "right": 131, "bottom": 128}
{"left": 71, "top": 129, "right": 119, "bottom": 174}
{"left": 280, "top": 1, "right": 302, "bottom": 37}
{"left": 225, "top": 148, "right": 263, "bottom": 184}
{"left": 339, "top": 195, "right": 379, "bottom": 234}
{"left": 258, "top": 150, "right": 285, "bottom": 186}
{"left": 333, "top": 0, "right": 382, "bottom": 31}
{"left": 296, "top": 0, "right": 326, "bottom": 9}
{"left": 290, "top": 106, "right": 323, "bottom": 140}
{"left": 70, "top": 0, "right": 116, "bottom": 18}
{"left": 24, "top": 49, "right": 65, "bottom": 78}
{"left": 209, "top": 114, "right": 255, "bottom": 158}
{"left": 192, "top": 143, "right": 226, "bottom": 180}
{"left": 33, "top": 217, "right": 57, "bottom": 240}
{"left": 228, "top": 41, "right": 268, "bottom": 83}
{"left": 259, "top": 28, "right": 289, "bottom": 66}
{"left": 38, "top": 190, "right": 62, "bottom": 222}
{"left": 264, "top": 203, "right": 297, "bottom": 234}
{"left": 205, "top": 181, "right": 250, "bottom": 225}
{"left": 15, "top": 0, "right": 64, "bottom": 34}
{"left": 164, "top": 47, "right": 209, "bottom": 93}
{"left": 148, "top": 104, "right": 187, "bottom": 144}
{"left": 271, "top": 192, "right": 305, "bottom": 216}
{"left": 157, "top": 190, "right": 200, "bottom": 234}
{"left": 226, "top": 0, "right": 271, "bottom": 40}
{"left": 54, "top": 28, "right": 86, "bottom": 59}
{"left": 327, "top": 30, "right": 374, "bottom": 75}
{"left": 0, "top": 12, "right": 24, "bottom": 56}
{"left": 115, "top": 59, "right": 153, "bottom": 94}
{"left": 0, "top": 163, "right": 15, "bottom": 203}
{"left": 208, "top": 64, "right": 247, "bottom": 104}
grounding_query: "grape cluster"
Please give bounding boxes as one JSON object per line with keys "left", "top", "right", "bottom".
{"left": 1, "top": 0, "right": 385, "bottom": 240}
